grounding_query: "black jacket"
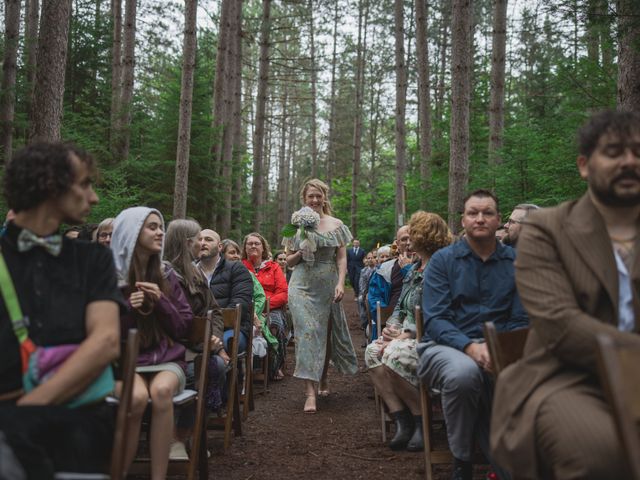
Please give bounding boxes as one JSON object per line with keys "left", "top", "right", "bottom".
{"left": 209, "top": 258, "right": 253, "bottom": 339}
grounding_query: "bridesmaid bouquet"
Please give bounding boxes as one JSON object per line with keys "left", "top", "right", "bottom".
{"left": 282, "top": 207, "right": 320, "bottom": 262}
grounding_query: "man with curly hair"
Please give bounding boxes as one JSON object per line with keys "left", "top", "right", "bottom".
{"left": 0, "top": 142, "right": 125, "bottom": 479}
{"left": 417, "top": 189, "right": 529, "bottom": 480}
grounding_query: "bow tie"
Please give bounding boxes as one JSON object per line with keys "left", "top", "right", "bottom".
{"left": 17, "top": 229, "right": 63, "bottom": 256}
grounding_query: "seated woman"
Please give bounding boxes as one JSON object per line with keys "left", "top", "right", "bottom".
{"left": 364, "top": 211, "right": 451, "bottom": 452}
{"left": 111, "top": 206, "right": 193, "bottom": 479}
{"left": 242, "top": 233, "right": 289, "bottom": 381}
{"left": 221, "top": 239, "right": 274, "bottom": 365}
{"left": 164, "top": 219, "right": 226, "bottom": 456}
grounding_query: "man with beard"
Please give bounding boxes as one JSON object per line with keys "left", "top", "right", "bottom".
{"left": 502, "top": 203, "right": 539, "bottom": 247}
{"left": 491, "top": 110, "right": 640, "bottom": 479}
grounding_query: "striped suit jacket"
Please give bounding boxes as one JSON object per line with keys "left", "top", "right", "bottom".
{"left": 490, "top": 193, "right": 640, "bottom": 478}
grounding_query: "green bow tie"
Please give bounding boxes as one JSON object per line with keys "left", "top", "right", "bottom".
{"left": 17, "top": 229, "right": 62, "bottom": 256}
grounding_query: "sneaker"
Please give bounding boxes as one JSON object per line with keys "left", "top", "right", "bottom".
{"left": 169, "top": 441, "right": 189, "bottom": 461}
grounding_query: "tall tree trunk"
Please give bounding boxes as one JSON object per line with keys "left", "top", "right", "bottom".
{"left": 326, "top": 0, "right": 339, "bottom": 188}
{"left": 219, "top": 0, "right": 242, "bottom": 237}
{"left": 230, "top": 2, "right": 245, "bottom": 239}
{"left": 488, "top": 0, "right": 507, "bottom": 165}
{"left": 586, "top": 0, "right": 600, "bottom": 64}
{"left": 251, "top": 0, "right": 271, "bottom": 230}
{"left": 173, "top": 0, "right": 198, "bottom": 219}
{"left": 351, "top": 0, "right": 366, "bottom": 238}
{"left": 113, "top": 0, "right": 136, "bottom": 161}
{"left": 277, "top": 85, "right": 289, "bottom": 239}
{"left": 435, "top": 0, "right": 450, "bottom": 142}
{"left": 617, "top": 0, "right": 640, "bottom": 110}
{"left": 23, "top": 0, "right": 38, "bottom": 137}
{"left": 447, "top": 0, "right": 472, "bottom": 232}
{"left": 0, "top": 0, "right": 21, "bottom": 163}
{"left": 415, "top": 0, "right": 432, "bottom": 208}
{"left": 394, "top": 0, "right": 408, "bottom": 228}
{"left": 308, "top": 0, "right": 318, "bottom": 178}
{"left": 109, "top": 0, "right": 122, "bottom": 157}
{"left": 29, "top": 0, "right": 72, "bottom": 142}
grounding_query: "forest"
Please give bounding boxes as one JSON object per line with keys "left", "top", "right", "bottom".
{"left": 0, "top": 0, "right": 638, "bottom": 246}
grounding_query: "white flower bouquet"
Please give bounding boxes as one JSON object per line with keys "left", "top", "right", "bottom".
{"left": 281, "top": 206, "right": 321, "bottom": 262}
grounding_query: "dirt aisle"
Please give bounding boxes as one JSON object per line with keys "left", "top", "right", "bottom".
{"left": 207, "top": 288, "right": 429, "bottom": 479}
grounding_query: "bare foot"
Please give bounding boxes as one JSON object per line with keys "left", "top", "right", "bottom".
{"left": 304, "top": 394, "right": 317, "bottom": 414}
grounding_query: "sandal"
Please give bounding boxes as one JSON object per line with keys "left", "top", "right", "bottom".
{"left": 304, "top": 394, "right": 317, "bottom": 414}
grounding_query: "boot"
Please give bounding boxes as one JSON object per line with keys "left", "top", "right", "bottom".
{"left": 406, "top": 416, "right": 424, "bottom": 452}
{"left": 451, "top": 457, "right": 473, "bottom": 480}
{"left": 389, "top": 409, "right": 414, "bottom": 451}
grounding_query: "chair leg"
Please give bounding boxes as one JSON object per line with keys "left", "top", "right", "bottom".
{"left": 421, "top": 386, "right": 434, "bottom": 480}
{"left": 233, "top": 382, "right": 242, "bottom": 437}
{"left": 198, "top": 428, "right": 208, "bottom": 480}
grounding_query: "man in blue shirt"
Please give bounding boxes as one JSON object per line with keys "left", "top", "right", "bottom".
{"left": 417, "top": 189, "right": 528, "bottom": 480}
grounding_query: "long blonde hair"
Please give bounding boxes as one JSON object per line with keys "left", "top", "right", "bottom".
{"left": 300, "top": 178, "right": 332, "bottom": 215}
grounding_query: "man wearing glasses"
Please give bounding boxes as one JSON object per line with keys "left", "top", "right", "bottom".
{"left": 503, "top": 204, "right": 539, "bottom": 247}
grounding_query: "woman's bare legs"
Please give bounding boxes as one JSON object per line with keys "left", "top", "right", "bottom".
{"left": 304, "top": 379, "right": 317, "bottom": 413}
{"left": 368, "top": 366, "right": 406, "bottom": 413}
{"left": 121, "top": 374, "right": 151, "bottom": 474}
{"left": 148, "top": 371, "right": 180, "bottom": 480}
{"left": 384, "top": 366, "right": 420, "bottom": 415}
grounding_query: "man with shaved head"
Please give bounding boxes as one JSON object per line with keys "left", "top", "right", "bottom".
{"left": 196, "top": 229, "right": 252, "bottom": 354}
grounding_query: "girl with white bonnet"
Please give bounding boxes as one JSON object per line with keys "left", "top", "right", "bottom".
{"left": 111, "top": 206, "right": 193, "bottom": 480}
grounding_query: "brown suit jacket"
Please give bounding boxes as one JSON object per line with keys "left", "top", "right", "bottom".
{"left": 490, "top": 193, "right": 640, "bottom": 478}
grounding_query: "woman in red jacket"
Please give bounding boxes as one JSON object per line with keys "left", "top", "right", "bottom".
{"left": 242, "top": 232, "right": 288, "bottom": 380}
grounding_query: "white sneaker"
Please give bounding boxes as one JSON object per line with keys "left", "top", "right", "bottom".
{"left": 169, "top": 441, "right": 189, "bottom": 461}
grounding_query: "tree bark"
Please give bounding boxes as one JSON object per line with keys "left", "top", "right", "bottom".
{"left": 109, "top": 0, "right": 122, "bottom": 156}
{"left": 230, "top": 1, "right": 245, "bottom": 239}
{"left": 308, "top": 0, "right": 318, "bottom": 178}
{"left": 112, "top": 0, "right": 136, "bottom": 161}
{"left": 173, "top": 0, "right": 198, "bottom": 219}
{"left": 251, "top": 0, "right": 271, "bottom": 230}
{"left": 23, "top": 0, "right": 38, "bottom": 135}
{"left": 394, "top": 0, "right": 408, "bottom": 228}
{"left": 277, "top": 84, "right": 289, "bottom": 239}
{"left": 0, "top": 0, "right": 21, "bottom": 163}
{"left": 29, "top": 0, "right": 72, "bottom": 142}
{"left": 617, "top": 0, "right": 640, "bottom": 110}
{"left": 415, "top": 0, "right": 432, "bottom": 208}
{"left": 488, "top": 0, "right": 507, "bottom": 165}
{"left": 435, "top": 0, "right": 450, "bottom": 142}
{"left": 448, "top": 0, "right": 472, "bottom": 232}
{"left": 326, "top": 0, "right": 339, "bottom": 188}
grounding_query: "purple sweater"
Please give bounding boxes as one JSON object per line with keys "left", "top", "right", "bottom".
{"left": 120, "top": 269, "right": 194, "bottom": 366}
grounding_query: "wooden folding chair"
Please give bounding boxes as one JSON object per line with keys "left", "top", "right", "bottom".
{"left": 253, "top": 298, "right": 270, "bottom": 395}
{"left": 415, "top": 305, "right": 453, "bottom": 480}
{"left": 482, "top": 321, "right": 529, "bottom": 376}
{"left": 376, "top": 300, "right": 395, "bottom": 442}
{"left": 597, "top": 334, "right": 640, "bottom": 479}
{"left": 128, "top": 316, "right": 212, "bottom": 480}
{"left": 238, "top": 302, "right": 255, "bottom": 420}
{"left": 208, "top": 304, "right": 243, "bottom": 452}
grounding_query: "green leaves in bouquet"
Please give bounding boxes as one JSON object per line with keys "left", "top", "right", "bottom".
{"left": 281, "top": 223, "right": 298, "bottom": 238}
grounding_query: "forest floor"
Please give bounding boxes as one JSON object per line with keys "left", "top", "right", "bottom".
{"left": 202, "top": 289, "right": 491, "bottom": 480}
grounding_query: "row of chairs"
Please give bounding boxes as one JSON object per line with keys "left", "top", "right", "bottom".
{"left": 371, "top": 303, "right": 640, "bottom": 480}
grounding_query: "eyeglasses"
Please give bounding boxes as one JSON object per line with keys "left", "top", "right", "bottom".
{"left": 98, "top": 232, "right": 112, "bottom": 239}
{"left": 246, "top": 241, "right": 262, "bottom": 247}
{"left": 505, "top": 218, "right": 522, "bottom": 226}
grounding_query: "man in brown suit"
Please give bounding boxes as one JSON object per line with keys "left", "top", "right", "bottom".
{"left": 491, "top": 110, "right": 640, "bottom": 479}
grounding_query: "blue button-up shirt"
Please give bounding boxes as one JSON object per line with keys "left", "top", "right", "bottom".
{"left": 421, "top": 239, "right": 529, "bottom": 351}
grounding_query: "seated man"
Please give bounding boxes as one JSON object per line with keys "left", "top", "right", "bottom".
{"left": 491, "top": 110, "right": 640, "bottom": 479}
{"left": 196, "top": 228, "right": 253, "bottom": 354}
{"left": 502, "top": 203, "right": 539, "bottom": 247}
{"left": 368, "top": 226, "right": 413, "bottom": 340}
{"left": 0, "top": 142, "right": 124, "bottom": 479}
{"left": 417, "top": 189, "right": 528, "bottom": 480}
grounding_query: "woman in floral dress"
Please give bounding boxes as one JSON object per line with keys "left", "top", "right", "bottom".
{"left": 283, "top": 179, "right": 358, "bottom": 414}
{"left": 365, "top": 211, "right": 452, "bottom": 451}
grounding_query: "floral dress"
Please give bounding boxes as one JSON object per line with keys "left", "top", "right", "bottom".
{"left": 364, "top": 262, "right": 424, "bottom": 387}
{"left": 283, "top": 223, "right": 358, "bottom": 382}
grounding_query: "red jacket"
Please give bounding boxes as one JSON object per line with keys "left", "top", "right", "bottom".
{"left": 242, "top": 259, "right": 288, "bottom": 310}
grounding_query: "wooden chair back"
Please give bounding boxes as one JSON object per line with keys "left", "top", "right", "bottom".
{"left": 239, "top": 302, "right": 255, "bottom": 419}
{"left": 208, "top": 304, "right": 243, "bottom": 451}
{"left": 483, "top": 321, "right": 529, "bottom": 375}
{"left": 110, "top": 329, "right": 139, "bottom": 480}
{"left": 376, "top": 301, "right": 395, "bottom": 340}
{"left": 415, "top": 305, "right": 453, "bottom": 480}
{"left": 597, "top": 334, "right": 640, "bottom": 479}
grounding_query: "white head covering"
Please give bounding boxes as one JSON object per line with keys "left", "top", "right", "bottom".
{"left": 111, "top": 206, "right": 164, "bottom": 286}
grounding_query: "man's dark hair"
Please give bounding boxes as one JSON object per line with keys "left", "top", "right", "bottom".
{"left": 577, "top": 110, "right": 640, "bottom": 158}
{"left": 4, "top": 142, "right": 96, "bottom": 212}
{"left": 462, "top": 189, "right": 500, "bottom": 213}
